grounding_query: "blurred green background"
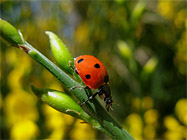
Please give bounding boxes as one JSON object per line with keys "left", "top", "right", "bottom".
{"left": 0, "top": 1, "right": 186, "bottom": 139}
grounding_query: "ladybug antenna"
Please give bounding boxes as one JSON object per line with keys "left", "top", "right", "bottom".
{"left": 113, "top": 101, "right": 120, "bottom": 106}
{"left": 112, "top": 97, "right": 120, "bottom": 106}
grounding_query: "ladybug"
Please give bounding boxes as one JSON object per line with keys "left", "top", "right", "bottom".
{"left": 70, "top": 55, "right": 113, "bottom": 111}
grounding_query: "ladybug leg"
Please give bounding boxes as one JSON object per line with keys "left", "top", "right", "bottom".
{"left": 106, "top": 104, "right": 113, "bottom": 112}
{"left": 69, "top": 86, "right": 83, "bottom": 91}
{"left": 69, "top": 61, "right": 78, "bottom": 74}
{"left": 80, "top": 91, "right": 99, "bottom": 106}
{"left": 69, "top": 86, "right": 89, "bottom": 91}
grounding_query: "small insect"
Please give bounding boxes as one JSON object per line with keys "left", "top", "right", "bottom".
{"left": 70, "top": 55, "right": 113, "bottom": 111}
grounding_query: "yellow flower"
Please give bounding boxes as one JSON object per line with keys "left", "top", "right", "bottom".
{"left": 74, "top": 22, "right": 89, "bottom": 44}
{"left": 10, "top": 119, "right": 39, "bottom": 139}
{"left": 7, "top": 68, "right": 24, "bottom": 89}
{"left": 6, "top": 52, "right": 31, "bottom": 90}
{"left": 157, "top": 0, "right": 174, "bottom": 20}
{"left": 42, "top": 104, "right": 65, "bottom": 130}
{"left": 42, "top": 104, "right": 75, "bottom": 139}
{"left": 164, "top": 116, "right": 186, "bottom": 139}
{"left": 126, "top": 113, "right": 143, "bottom": 139}
{"left": 48, "top": 128, "right": 65, "bottom": 140}
{"left": 132, "top": 97, "right": 141, "bottom": 110}
{"left": 175, "top": 98, "right": 187, "bottom": 125}
{"left": 4, "top": 90, "right": 38, "bottom": 127}
{"left": 144, "top": 109, "right": 159, "bottom": 125}
{"left": 0, "top": 93, "right": 2, "bottom": 109}
{"left": 142, "top": 97, "right": 153, "bottom": 110}
{"left": 144, "top": 125, "right": 156, "bottom": 139}
{"left": 175, "top": 31, "right": 187, "bottom": 75}
{"left": 174, "top": 9, "right": 186, "bottom": 28}
{"left": 70, "top": 120, "right": 96, "bottom": 139}
{"left": 48, "top": 81, "right": 64, "bottom": 92}
{"left": 164, "top": 116, "right": 179, "bottom": 130}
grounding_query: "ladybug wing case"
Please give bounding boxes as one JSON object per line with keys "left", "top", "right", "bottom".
{"left": 75, "top": 55, "right": 108, "bottom": 89}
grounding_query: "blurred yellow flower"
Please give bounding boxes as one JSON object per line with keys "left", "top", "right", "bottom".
{"left": 10, "top": 119, "right": 39, "bottom": 139}
{"left": 48, "top": 81, "right": 64, "bottom": 92}
{"left": 4, "top": 90, "right": 38, "bottom": 127}
{"left": 74, "top": 22, "right": 89, "bottom": 44}
{"left": 174, "top": 9, "right": 186, "bottom": 28}
{"left": 42, "top": 104, "right": 75, "bottom": 139}
{"left": 126, "top": 113, "right": 143, "bottom": 139}
{"left": 132, "top": 97, "right": 141, "bottom": 110}
{"left": 143, "top": 109, "right": 158, "bottom": 139}
{"left": 70, "top": 120, "right": 96, "bottom": 139}
{"left": 42, "top": 69, "right": 55, "bottom": 84}
{"left": 63, "top": 113, "right": 75, "bottom": 126}
{"left": 7, "top": 51, "right": 31, "bottom": 90}
{"left": 164, "top": 116, "right": 186, "bottom": 140}
{"left": 175, "top": 98, "right": 187, "bottom": 125}
{"left": 144, "top": 125, "right": 156, "bottom": 139}
{"left": 164, "top": 130, "right": 183, "bottom": 140}
{"left": 132, "top": 97, "right": 154, "bottom": 111}
{"left": 157, "top": 0, "right": 174, "bottom": 20}
{"left": 175, "top": 31, "right": 187, "bottom": 75}
{"left": 48, "top": 128, "right": 64, "bottom": 140}
{"left": 164, "top": 116, "right": 179, "bottom": 130}
{"left": 7, "top": 67, "right": 24, "bottom": 89}
{"left": 5, "top": 48, "right": 19, "bottom": 67}
{"left": 144, "top": 109, "right": 158, "bottom": 125}
{"left": 42, "top": 104, "right": 65, "bottom": 130}
{"left": 0, "top": 93, "right": 2, "bottom": 109}
{"left": 142, "top": 96, "right": 153, "bottom": 110}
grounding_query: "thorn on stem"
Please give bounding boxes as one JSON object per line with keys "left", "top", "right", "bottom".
{"left": 66, "top": 109, "right": 80, "bottom": 116}
{"left": 18, "top": 44, "right": 31, "bottom": 53}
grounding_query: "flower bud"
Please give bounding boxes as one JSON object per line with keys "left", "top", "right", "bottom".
{"left": 31, "top": 85, "right": 94, "bottom": 122}
{"left": 0, "top": 19, "right": 23, "bottom": 46}
{"left": 141, "top": 56, "right": 158, "bottom": 81}
{"left": 45, "top": 31, "right": 74, "bottom": 75}
{"left": 131, "top": 0, "right": 146, "bottom": 24}
{"left": 118, "top": 40, "right": 132, "bottom": 60}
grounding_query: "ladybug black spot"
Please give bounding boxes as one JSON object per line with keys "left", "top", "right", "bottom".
{"left": 85, "top": 74, "right": 91, "bottom": 79}
{"left": 78, "top": 58, "right": 84, "bottom": 63}
{"left": 94, "top": 63, "right": 100, "bottom": 68}
{"left": 104, "top": 75, "right": 109, "bottom": 83}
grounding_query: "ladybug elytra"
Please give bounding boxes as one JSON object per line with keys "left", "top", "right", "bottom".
{"left": 70, "top": 55, "right": 113, "bottom": 111}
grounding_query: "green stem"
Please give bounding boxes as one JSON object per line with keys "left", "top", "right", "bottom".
{"left": 0, "top": 18, "right": 134, "bottom": 139}
{"left": 19, "top": 42, "right": 134, "bottom": 140}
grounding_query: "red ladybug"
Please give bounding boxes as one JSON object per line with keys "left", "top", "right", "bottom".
{"left": 70, "top": 55, "right": 113, "bottom": 111}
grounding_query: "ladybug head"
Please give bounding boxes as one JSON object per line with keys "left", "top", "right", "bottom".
{"left": 99, "top": 84, "right": 113, "bottom": 111}
{"left": 104, "top": 96, "right": 113, "bottom": 111}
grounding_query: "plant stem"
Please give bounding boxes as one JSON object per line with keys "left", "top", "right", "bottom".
{"left": 0, "top": 19, "right": 134, "bottom": 138}
{"left": 18, "top": 41, "right": 134, "bottom": 139}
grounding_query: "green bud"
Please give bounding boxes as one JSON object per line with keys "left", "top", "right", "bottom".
{"left": 117, "top": 40, "right": 137, "bottom": 73}
{"left": 31, "top": 85, "right": 82, "bottom": 118}
{"left": 141, "top": 56, "right": 158, "bottom": 81}
{"left": 118, "top": 40, "right": 132, "bottom": 60}
{"left": 45, "top": 31, "right": 74, "bottom": 75}
{"left": 0, "top": 19, "right": 24, "bottom": 46}
{"left": 31, "top": 85, "right": 99, "bottom": 126}
{"left": 131, "top": 0, "right": 146, "bottom": 24}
